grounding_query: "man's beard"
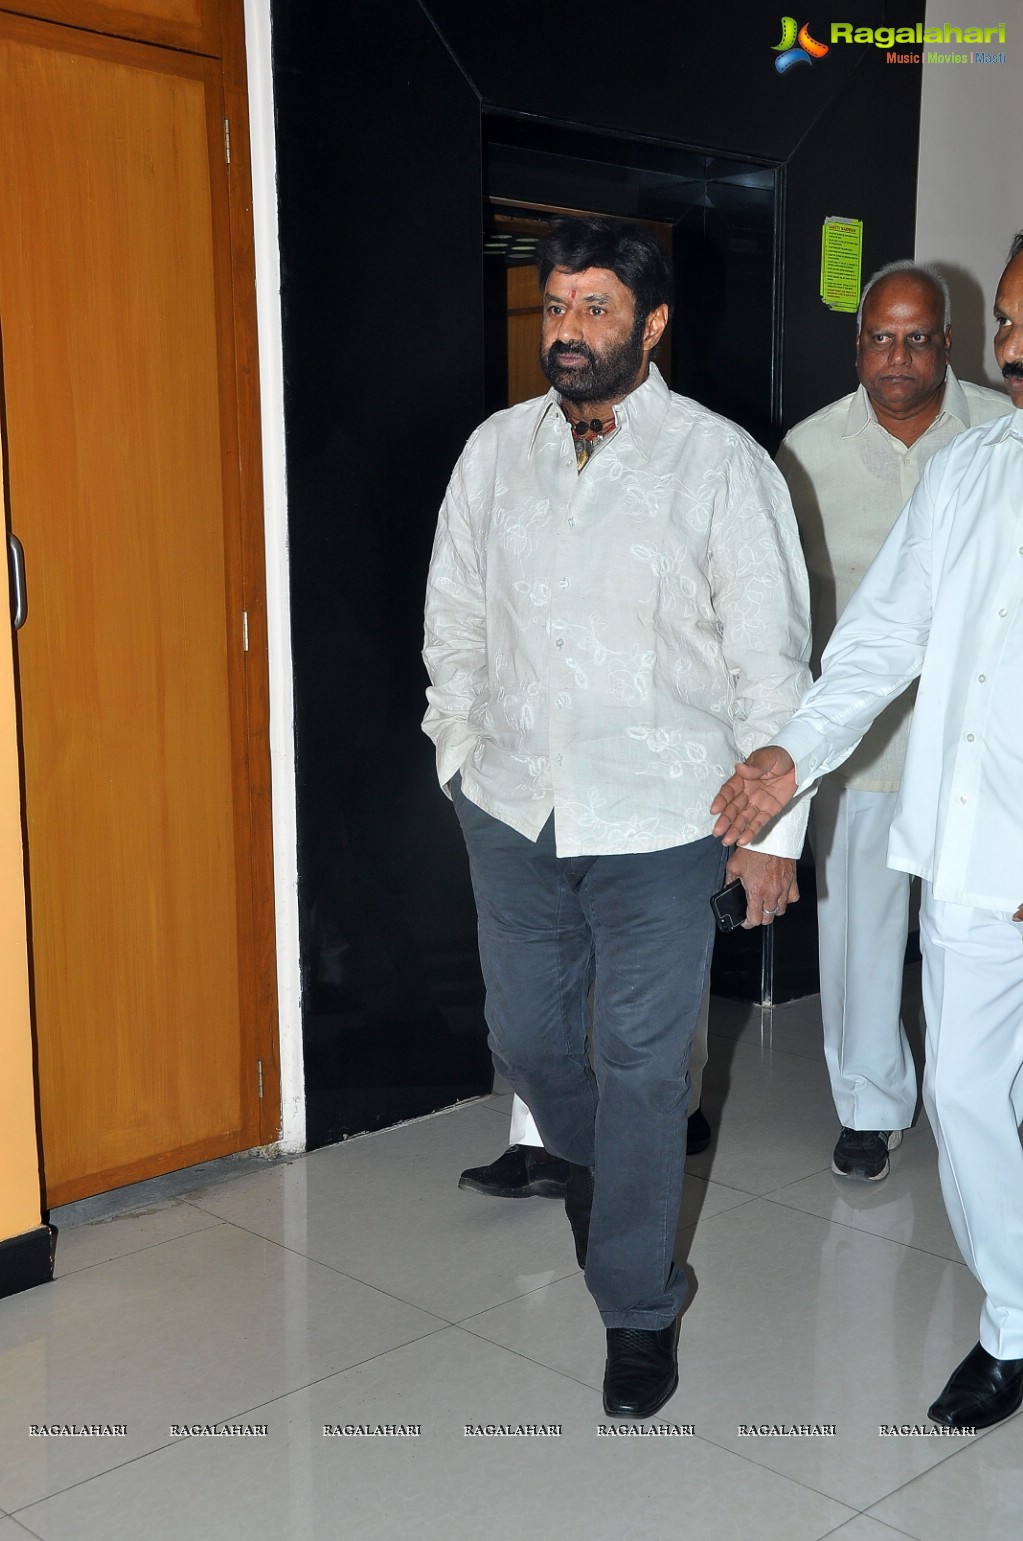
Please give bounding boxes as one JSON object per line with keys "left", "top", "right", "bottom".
{"left": 540, "top": 309, "right": 648, "bottom": 402}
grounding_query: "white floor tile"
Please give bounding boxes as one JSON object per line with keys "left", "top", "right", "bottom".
{"left": 821, "top": 1518, "right": 919, "bottom": 1540}
{"left": 0, "top": 1224, "right": 442, "bottom": 1511}
{"left": 686, "top": 1035, "right": 842, "bottom": 1195}
{"left": 186, "top": 1103, "right": 580, "bottom": 1321}
{"left": 709, "top": 994, "right": 830, "bottom": 1063}
{"left": 868, "top": 1410, "right": 1023, "bottom": 1539}
{"left": 16, "top": 1330, "right": 855, "bottom": 1541}
{"left": 51, "top": 1202, "right": 222, "bottom": 1279}
{"left": 1, "top": 972, "right": 987, "bottom": 1539}
{"left": 657, "top": 1199, "right": 982, "bottom": 1510}
{"left": 0, "top": 1520, "right": 47, "bottom": 1540}
{"left": 765, "top": 1116, "right": 962, "bottom": 1265}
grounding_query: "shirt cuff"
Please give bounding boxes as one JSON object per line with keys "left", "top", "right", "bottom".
{"left": 743, "top": 785, "right": 813, "bottom": 860}
{"left": 772, "top": 720, "right": 834, "bottom": 794}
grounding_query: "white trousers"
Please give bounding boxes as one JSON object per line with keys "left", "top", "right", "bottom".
{"left": 508, "top": 984, "right": 710, "bottom": 1146}
{"left": 812, "top": 781, "right": 917, "bottom": 1130}
{"left": 920, "top": 887, "right": 1023, "bottom": 1359}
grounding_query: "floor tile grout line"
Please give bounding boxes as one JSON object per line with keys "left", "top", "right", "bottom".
{"left": 48, "top": 1208, "right": 460, "bottom": 1330}
{"left": 50, "top": 1217, "right": 230, "bottom": 1281}
{"left": 683, "top": 1416, "right": 980, "bottom": 1529}
{"left": 160, "top": 1205, "right": 581, "bottom": 1327}
{"left": 6, "top": 1326, "right": 460, "bottom": 1518}
{"left": 817, "top": 1513, "right": 919, "bottom": 1540}
{"left": 847, "top": 1417, "right": 999, "bottom": 1531}
{"left": 2, "top": 1515, "right": 49, "bottom": 1541}
{"left": 757, "top": 1190, "right": 971, "bottom": 1269}
{"left": 651, "top": 1425, "right": 867, "bottom": 1522}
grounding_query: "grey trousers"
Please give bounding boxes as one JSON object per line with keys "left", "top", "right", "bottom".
{"left": 454, "top": 785, "right": 724, "bottom": 1329}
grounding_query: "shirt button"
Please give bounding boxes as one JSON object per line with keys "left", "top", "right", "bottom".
{"left": 977, "top": 674, "right": 986, "bottom": 683}
{"left": 559, "top": 579, "right": 569, "bottom": 589}
{"left": 999, "top": 608, "right": 1008, "bottom": 618}
{"left": 960, "top": 794, "right": 968, "bottom": 804}
{"left": 555, "top": 638, "right": 564, "bottom": 648}
{"left": 966, "top": 733, "right": 975, "bottom": 742}
{"left": 555, "top": 754, "right": 564, "bottom": 765}
{"left": 568, "top": 518, "right": 576, "bottom": 528}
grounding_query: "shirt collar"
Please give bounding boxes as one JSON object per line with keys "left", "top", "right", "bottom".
{"left": 843, "top": 365, "right": 969, "bottom": 441}
{"left": 994, "top": 406, "right": 1023, "bottom": 441}
{"left": 526, "top": 363, "right": 671, "bottom": 461}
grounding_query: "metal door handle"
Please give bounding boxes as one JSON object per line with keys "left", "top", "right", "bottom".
{"left": 8, "top": 532, "right": 27, "bottom": 630}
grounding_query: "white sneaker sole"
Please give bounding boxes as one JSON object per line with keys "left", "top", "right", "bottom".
{"left": 832, "top": 1129, "right": 903, "bottom": 1182}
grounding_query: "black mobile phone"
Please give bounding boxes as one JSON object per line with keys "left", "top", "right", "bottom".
{"left": 710, "top": 878, "right": 747, "bottom": 932}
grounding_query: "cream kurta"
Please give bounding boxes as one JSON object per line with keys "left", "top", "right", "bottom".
{"left": 776, "top": 368, "right": 1010, "bottom": 791}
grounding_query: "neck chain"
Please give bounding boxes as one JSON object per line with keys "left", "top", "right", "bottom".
{"left": 560, "top": 404, "right": 618, "bottom": 470}
{"left": 560, "top": 404, "right": 617, "bottom": 441}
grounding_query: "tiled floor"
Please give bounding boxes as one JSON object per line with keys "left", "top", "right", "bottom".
{"left": 2, "top": 975, "right": 1019, "bottom": 1540}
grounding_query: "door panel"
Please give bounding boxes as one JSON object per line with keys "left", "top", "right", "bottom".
{"left": 0, "top": 0, "right": 220, "bottom": 55}
{"left": 0, "top": 13, "right": 267, "bottom": 1203}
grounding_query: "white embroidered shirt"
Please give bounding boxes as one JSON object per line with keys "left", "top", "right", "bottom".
{"left": 423, "top": 367, "right": 812, "bottom": 858}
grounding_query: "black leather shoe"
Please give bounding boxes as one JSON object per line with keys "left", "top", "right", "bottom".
{"left": 565, "top": 1163, "right": 594, "bottom": 1267}
{"left": 458, "top": 1145, "right": 569, "bottom": 1199}
{"left": 687, "top": 1108, "right": 711, "bottom": 1155}
{"left": 928, "top": 1342, "right": 1023, "bottom": 1431}
{"left": 603, "top": 1325, "right": 679, "bottom": 1418}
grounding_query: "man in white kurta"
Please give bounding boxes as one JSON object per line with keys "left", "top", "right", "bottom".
{"left": 710, "top": 238, "right": 1023, "bottom": 1432}
{"left": 776, "top": 263, "right": 1010, "bottom": 1181}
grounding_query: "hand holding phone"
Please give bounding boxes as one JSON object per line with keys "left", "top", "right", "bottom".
{"left": 710, "top": 877, "right": 748, "bottom": 932}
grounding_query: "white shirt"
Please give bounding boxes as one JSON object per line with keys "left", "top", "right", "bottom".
{"left": 423, "top": 366, "right": 812, "bottom": 858}
{"left": 775, "top": 411, "right": 1023, "bottom": 911}
{"left": 776, "top": 369, "right": 1011, "bottom": 791}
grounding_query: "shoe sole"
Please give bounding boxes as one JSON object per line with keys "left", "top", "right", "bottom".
{"left": 457, "top": 1176, "right": 567, "bottom": 1199}
{"left": 831, "top": 1130, "right": 903, "bottom": 1182}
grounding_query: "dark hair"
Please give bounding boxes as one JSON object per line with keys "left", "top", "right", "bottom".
{"left": 537, "top": 216, "right": 674, "bottom": 321}
{"left": 1008, "top": 229, "right": 1023, "bottom": 262}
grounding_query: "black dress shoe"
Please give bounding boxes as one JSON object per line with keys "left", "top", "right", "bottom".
{"left": 458, "top": 1145, "right": 569, "bottom": 1199}
{"left": 686, "top": 1108, "right": 711, "bottom": 1155}
{"left": 928, "top": 1341, "right": 1023, "bottom": 1431}
{"left": 565, "top": 1163, "right": 593, "bottom": 1267}
{"left": 603, "top": 1325, "right": 679, "bottom": 1418}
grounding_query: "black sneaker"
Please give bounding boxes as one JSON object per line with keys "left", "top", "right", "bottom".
{"left": 831, "top": 1127, "right": 903, "bottom": 1181}
{"left": 458, "top": 1144, "right": 569, "bottom": 1198}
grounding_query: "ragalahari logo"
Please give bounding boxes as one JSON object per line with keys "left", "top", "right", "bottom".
{"left": 773, "top": 17, "right": 829, "bottom": 70}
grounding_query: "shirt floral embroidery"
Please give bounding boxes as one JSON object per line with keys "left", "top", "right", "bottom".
{"left": 423, "top": 367, "right": 812, "bottom": 858}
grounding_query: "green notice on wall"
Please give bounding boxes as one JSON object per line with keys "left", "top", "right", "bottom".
{"left": 820, "top": 217, "right": 863, "bottom": 313}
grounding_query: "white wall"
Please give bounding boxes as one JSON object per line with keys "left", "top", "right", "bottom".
{"left": 915, "top": 10, "right": 1023, "bottom": 387}
{"left": 243, "top": 0, "right": 304, "bottom": 1152}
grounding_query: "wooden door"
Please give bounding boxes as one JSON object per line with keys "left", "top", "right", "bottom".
{"left": 0, "top": 9, "right": 278, "bottom": 1204}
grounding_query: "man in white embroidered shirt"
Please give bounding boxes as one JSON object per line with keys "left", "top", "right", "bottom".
{"left": 710, "top": 232, "right": 1023, "bottom": 1434}
{"left": 423, "top": 216, "right": 811, "bottom": 1419}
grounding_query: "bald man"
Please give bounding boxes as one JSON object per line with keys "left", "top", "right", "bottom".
{"left": 776, "top": 261, "right": 1010, "bottom": 1182}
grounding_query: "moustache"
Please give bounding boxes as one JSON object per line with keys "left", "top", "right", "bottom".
{"left": 1002, "top": 361, "right": 1023, "bottom": 381}
{"left": 545, "top": 340, "right": 596, "bottom": 366}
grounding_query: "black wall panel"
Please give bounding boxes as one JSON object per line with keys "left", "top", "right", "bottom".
{"left": 271, "top": 0, "right": 922, "bottom": 1146}
{"left": 272, "top": 0, "right": 491, "bottom": 1146}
